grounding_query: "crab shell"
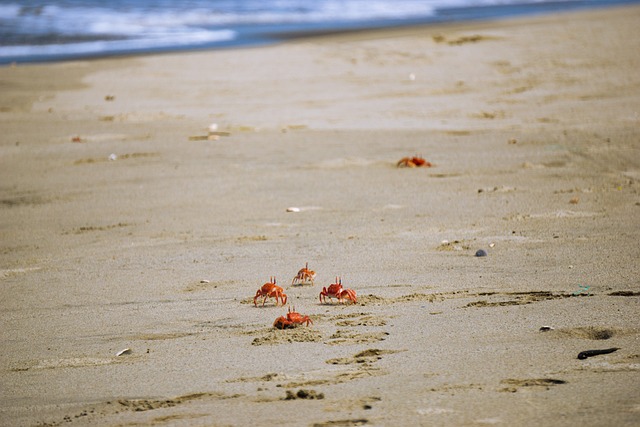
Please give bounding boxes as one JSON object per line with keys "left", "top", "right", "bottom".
{"left": 273, "top": 316, "right": 293, "bottom": 329}
{"left": 292, "top": 263, "right": 316, "bottom": 285}
{"left": 273, "top": 309, "right": 313, "bottom": 329}
{"left": 338, "top": 288, "right": 357, "bottom": 304}
{"left": 397, "top": 156, "right": 432, "bottom": 168}
{"left": 254, "top": 277, "right": 288, "bottom": 307}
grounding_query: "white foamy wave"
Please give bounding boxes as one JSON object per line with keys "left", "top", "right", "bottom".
{"left": 0, "top": 0, "right": 437, "bottom": 62}
{"left": 207, "top": 1, "right": 437, "bottom": 25}
{"left": 0, "top": 4, "right": 21, "bottom": 18}
{"left": 1, "top": 1, "right": 437, "bottom": 36}
{"left": 0, "top": 0, "right": 613, "bottom": 63}
{"left": 1, "top": 4, "right": 219, "bottom": 38}
{"left": 0, "top": 29, "right": 236, "bottom": 60}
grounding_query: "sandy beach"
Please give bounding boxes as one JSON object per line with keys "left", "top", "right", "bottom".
{"left": 1, "top": 4, "right": 639, "bottom": 426}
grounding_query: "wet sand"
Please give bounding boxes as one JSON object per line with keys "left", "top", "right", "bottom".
{"left": 1, "top": 5, "right": 639, "bottom": 426}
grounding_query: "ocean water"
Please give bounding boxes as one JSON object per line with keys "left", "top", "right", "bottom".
{"left": 0, "top": 0, "right": 637, "bottom": 64}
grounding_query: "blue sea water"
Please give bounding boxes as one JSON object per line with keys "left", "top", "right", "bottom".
{"left": 0, "top": 0, "right": 637, "bottom": 64}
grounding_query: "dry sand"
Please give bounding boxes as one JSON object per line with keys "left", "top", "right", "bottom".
{"left": 1, "top": 5, "right": 639, "bottom": 427}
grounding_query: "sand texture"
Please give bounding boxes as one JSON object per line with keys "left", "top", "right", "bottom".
{"left": 1, "top": 5, "right": 639, "bottom": 427}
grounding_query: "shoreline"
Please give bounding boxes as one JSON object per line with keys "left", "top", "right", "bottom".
{"left": 1, "top": 4, "right": 639, "bottom": 426}
{"left": 2, "top": 0, "right": 640, "bottom": 66}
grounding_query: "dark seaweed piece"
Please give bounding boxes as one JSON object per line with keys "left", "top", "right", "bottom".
{"left": 608, "top": 291, "right": 640, "bottom": 296}
{"left": 577, "top": 348, "right": 619, "bottom": 359}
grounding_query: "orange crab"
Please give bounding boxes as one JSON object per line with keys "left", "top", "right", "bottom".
{"left": 292, "top": 262, "right": 316, "bottom": 286}
{"left": 397, "top": 156, "right": 432, "bottom": 168}
{"left": 319, "top": 277, "right": 357, "bottom": 304}
{"left": 273, "top": 306, "right": 313, "bottom": 329}
{"left": 254, "top": 276, "right": 287, "bottom": 307}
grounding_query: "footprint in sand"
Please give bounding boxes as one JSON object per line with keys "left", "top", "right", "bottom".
{"left": 44, "top": 392, "right": 242, "bottom": 426}
{"left": 553, "top": 326, "right": 619, "bottom": 340}
{"left": 331, "top": 313, "right": 387, "bottom": 327}
{"left": 325, "top": 348, "right": 400, "bottom": 365}
{"left": 325, "top": 330, "right": 389, "bottom": 345}
{"left": 251, "top": 327, "right": 323, "bottom": 346}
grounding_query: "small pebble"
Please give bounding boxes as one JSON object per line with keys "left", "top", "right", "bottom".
{"left": 539, "top": 326, "right": 555, "bottom": 332}
{"left": 475, "top": 249, "right": 487, "bottom": 257}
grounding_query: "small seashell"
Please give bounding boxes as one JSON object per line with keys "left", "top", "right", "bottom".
{"left": 200, "top": 279, "right": 210, "bottom": 284}
{"left": 208, "top": 123, "right": 218, "bottom": 132}
{"left": 475, "top": 249, "right": 487, "bottom": 257}
{"left": 116, "top": 348, "right": 132, "bottom": 356}
{"left": 408, "top": 73, "right": 416, "bottom": 81}
{"left": 108, "top": 153, "right": 117, "bottom": 161}
{"left": 286, "top": 207, "right": 301, "bottom": 212}
{"left": 489, "top": 243, "right": 495, "bottom": 248}
{"left": 539, "top": 326, "right": 555, "bottom": 332}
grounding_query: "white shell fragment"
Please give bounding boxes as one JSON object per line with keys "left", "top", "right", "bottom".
{"left": 200, "top": 279, "right": 210, "bottom": 284}
{"left": 108, "top": 153, "right": 118, "bottom": 161}
{"left": 208, "top": 123, "right": 218, "bottom": 132}
{"left": 116, "top": 348, "right": 132, "bottom": 356}
{"left": 286, "top": 207, "right": 301, "bottom": 213}
{"left": 539, "top": 326, "right": 555, "bottom": 332}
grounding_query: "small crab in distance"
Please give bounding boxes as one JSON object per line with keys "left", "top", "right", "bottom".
{"left": 292, "top": 262, "right": 316, "bottom": 286}
{"left": 254, "top": 276, "right": 287, "bottom": 307}
{"left": 273, "top": 307, "right": 314, "bottom": 329}
{"left": 319, "top": 277, "right": 357, "bottom": 304}
{"left": 397, "top": 155, "right": 432, "bottom": 168}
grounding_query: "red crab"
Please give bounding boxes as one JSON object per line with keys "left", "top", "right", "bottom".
{"left": 319, "top": 277, "right": 357, "bottom": 304}
{"left": 273, "top": 307, "right": 313, "bottom": 329}
{"left": 397, "top": 156, "right": 432, "bottom": 168}
{"left": 292, "top": 262, "right": 316, "bottom": 286}
{"left": 254, "top": 276, "right": 287, "bottom": 307}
